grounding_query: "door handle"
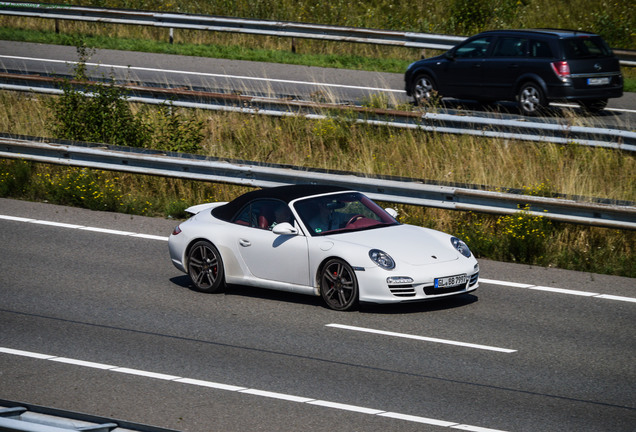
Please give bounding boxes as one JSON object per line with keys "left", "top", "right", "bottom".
{"left": 239, "top": 239, "right": 251, "bottom": 247}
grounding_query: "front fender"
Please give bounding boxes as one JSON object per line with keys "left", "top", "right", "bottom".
{"left": 405, "top": 66, "right": 439, "bottom": 95}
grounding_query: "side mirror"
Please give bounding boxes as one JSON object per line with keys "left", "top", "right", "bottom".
{"left": 444, "top": 51, "right": 455, "bottom": 61}
{"left": 385, "top": 208, "right": 398, "bottom": 218}
{"left": 272, "top": 222, "right": 298, "bottom": 235}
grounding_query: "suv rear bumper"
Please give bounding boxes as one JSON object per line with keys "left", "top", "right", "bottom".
{"left": 546, "top": 84, "right": 623, "bottom": 102}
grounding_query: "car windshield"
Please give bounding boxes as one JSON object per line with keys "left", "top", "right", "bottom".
{"left": 293, "top": 192, "right": 399, "bottom": 236}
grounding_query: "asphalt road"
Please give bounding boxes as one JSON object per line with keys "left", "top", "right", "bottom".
{"left": 0, "top": 198, "right": 634, "bottom": 431}
{"left": 0, "top": 40, "right": 634, "bottom": 128}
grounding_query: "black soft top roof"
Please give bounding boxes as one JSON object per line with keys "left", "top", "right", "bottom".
{"left": 212, "top": 184, "right": 350, "bottom": 221}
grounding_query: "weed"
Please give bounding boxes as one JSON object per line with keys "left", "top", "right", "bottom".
{"left": 141, "top": 103, "right": 204, "bottom": 153}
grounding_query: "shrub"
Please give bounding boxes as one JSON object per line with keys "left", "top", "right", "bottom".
{"left": 48, "top": 42, "right": 205, "bottom": 152}
{"left": 142, "top": 103, "right": 204, "bottom": 153}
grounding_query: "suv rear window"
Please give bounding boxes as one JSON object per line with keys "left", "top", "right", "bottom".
{"left": 563, "top": 37, "right": 611, "bottom": 59}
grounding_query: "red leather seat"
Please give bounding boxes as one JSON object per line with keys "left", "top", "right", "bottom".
{"left": 258, "top": 205, "right": 274, "bottom": 229}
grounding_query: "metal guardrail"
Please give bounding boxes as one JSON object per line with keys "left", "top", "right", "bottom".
{"left": 0, "top": 2, "right": 634, "bottom": 67}
{"left": 1, "top": 73, "right": 634, "bottom": 152}
{"left": 0, "top": 399, "right": 179, "bottom": 432}
{"left": 1, "top": 135, "right": 634, "bottom": 230}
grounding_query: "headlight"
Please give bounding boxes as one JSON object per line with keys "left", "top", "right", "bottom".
{"left": 369, "top": 249, "right": 395, "bottom": 270}
{"left": 451, "top": 237, "right": 472, "bottom": 258}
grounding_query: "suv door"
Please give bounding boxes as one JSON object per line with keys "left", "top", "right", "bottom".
{"left": 480, "top": 36, "right": 530, "bottom": 100}
{"left": 440, "top": 36, "right": 493, "bottom": 98}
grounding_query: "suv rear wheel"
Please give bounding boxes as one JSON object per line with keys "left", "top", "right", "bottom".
{"left": 517, "top": 82, "right": 546, "bottom": 116}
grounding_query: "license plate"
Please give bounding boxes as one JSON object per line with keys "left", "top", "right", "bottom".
{"left": 587, "top": 77, "right": 610, "bottom": 86}
{"left": 434, "top": 274, "right": 468, "bottom": 288}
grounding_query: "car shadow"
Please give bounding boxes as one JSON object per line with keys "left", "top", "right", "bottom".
{"left": 169, "top": 276, "right": 324, "bottom": 307}
{"left": 170, "top": 276, "right": 477, "bottom": 313}
{"left": 359, "top": 293, "right": 478, "bottom": 315}
{"left": 424, "top": 98, "right": 624, "bottom": 120}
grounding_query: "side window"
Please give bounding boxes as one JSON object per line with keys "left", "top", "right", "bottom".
{"left": 455, "top": 37, "right": 492, "bottom": 58}
{"left": 233, "top": 202, "right": 256, "bottom": 227}
{"left": 529, "top": 39, "right": 553, "bottom": 58}
{"left": 232, "top": 200, "right": 294, "bottom": 230}
{"left": 492, "top": 37, "right": 528, "bottom": 57}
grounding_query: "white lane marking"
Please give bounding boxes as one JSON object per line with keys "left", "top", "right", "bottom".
{"left": 79, "top": 227, "right": 137, "bottom": 236}
{"left": 1, "top": 213, "right": 633, "bottom": 302}
{"left": 480, "top": 278, "right": 635, "bottom": 303}
{"left": 131, "top": 233, "right": 171, "bottom": 241}
{"left": 307, "top": 400, "right": 384, "bottom": 415}
{"left": 378, "top": 412, "right": 457, "bottom": 427}
{"left": 326, "top": 324, "right": 516, "bottom": 353}
{"left": 0, "top": 213, "right": 169, "bottom": 241}
{"left": 28, "top": 220, "right": 84, "bottom": 229}
{"left": 0, "top": 346, "right": 507, "bottom": 431}
{"left": 239, "top": 389, "right": 315, "bottom": 403}
{"left": 49, "top": 357, "right": 117, "bottom": 370}
{"left": 595, "top": 294, "right": 636, "bottom": 303}
{"left": 1, "top": 55, "right": 403, "bottom": 94}
{"left": 478, "top": 279, "right": 532, "bottom": 289}
{"left": 0, "top": 347, "right": 55, "bottom": 359}
{"left": 528, "top": 286, "right": 598, "bottom": 297}
{"left": 0, "top": 214, "right": 34, "bottom": 222}
{"left": 175, "top": 378, "right": 246, "bottom": 391}
{"left": 112, "top": 367, "right": 181, "bottom": 380}
{"left": 452, "top": 425, "right": 509, "bottom": 432}
{"left": 551, "top": 102, "right": 636, "bottom": 114}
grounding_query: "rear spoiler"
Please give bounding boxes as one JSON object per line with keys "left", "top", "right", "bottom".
{"left": 185, "top": 202, "right": 227, "bottom": 215}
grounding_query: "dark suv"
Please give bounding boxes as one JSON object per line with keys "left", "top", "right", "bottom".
{"left": 404, "top": 29, "right": 623, "bottom": 115}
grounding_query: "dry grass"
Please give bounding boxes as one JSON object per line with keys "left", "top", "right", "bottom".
{"left": 1, "top": 91, "right": 634, "bottom": 203}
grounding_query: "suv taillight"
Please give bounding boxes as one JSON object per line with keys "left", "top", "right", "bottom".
{"left": 551, "top": 61, "right": 571, "bottom": 81}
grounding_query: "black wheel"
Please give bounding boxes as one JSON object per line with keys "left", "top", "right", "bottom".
{"left": 412, "top": 74, "right": 437, "bottom": 106}
{"left": 187, "top": 240, "right": 225, "bottom": 293}
{"left": 517, "top": 82, "right": 546, "bottom": 115}
{"left": 320, "top": 259, "right": 359, "bottom": 311}
{"left": 580, "top": 99, "right": 608, "bottom": 113}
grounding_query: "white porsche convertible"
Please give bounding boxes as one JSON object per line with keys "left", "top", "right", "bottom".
{"left": 169, "top": 184, "right": 479, "bottom": 311}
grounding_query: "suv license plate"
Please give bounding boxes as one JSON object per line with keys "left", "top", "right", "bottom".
{"left": 434, "top": 274, "right": 467, "bottom": 288}
{"left": 587, "top": 77, "right": 610, "bottom": 86}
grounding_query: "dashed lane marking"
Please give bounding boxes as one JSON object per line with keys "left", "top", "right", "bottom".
{"left": 0, "top": 347, "right": 507, "bottom": 432}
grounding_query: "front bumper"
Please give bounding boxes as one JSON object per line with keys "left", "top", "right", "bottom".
{"left": 354, "top": 259, "right": 479, "bottom": 304}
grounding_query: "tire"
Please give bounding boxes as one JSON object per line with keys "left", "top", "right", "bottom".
{"left": 187, "top": 240, "right": 225, "bottom": 293}
{"left": 412, "top": 74, "right": 437, "bottom": 106}
{"left": 319, "top": 259, "right": 359, "bottom": 311}
{"left": 580, "top": 99, "right": 608, "bottom": 113}
{"left": 517, "top": 82, "right": 546, "bottom": 116}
